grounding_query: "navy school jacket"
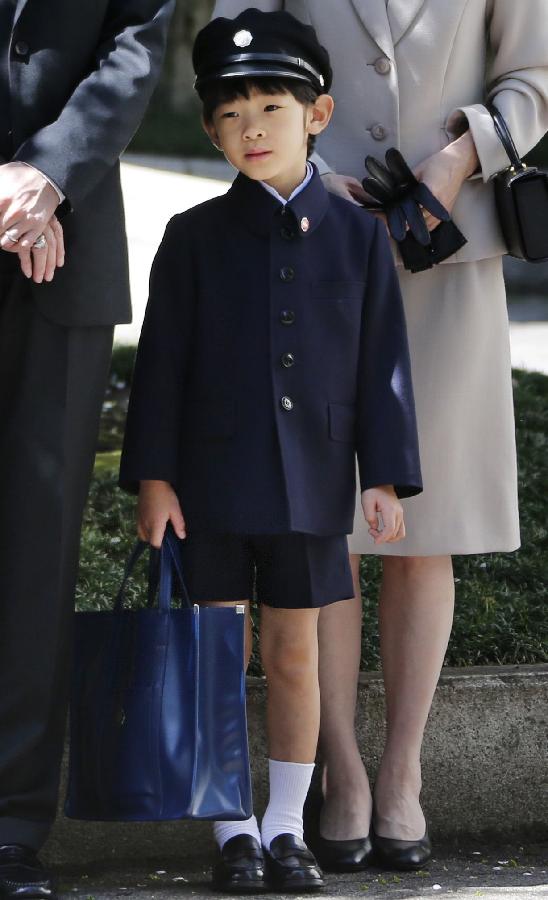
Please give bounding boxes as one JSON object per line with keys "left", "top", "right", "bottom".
{"left": 119, "top": 165, "right": 422, "bottom": 535}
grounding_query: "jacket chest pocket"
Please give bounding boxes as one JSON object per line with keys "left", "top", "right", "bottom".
{"left": 188, "top": 399, "right": 235, "bottom": 440}
{"left": 328, "top": 403, "right": 356, "bottom": 443}
{"left": 311, "top": 281, "right": 365, "bottom": 301}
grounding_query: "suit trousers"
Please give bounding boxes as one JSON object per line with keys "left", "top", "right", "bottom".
{"left": 0, "top": 261, "right": 113, "bottom": 850}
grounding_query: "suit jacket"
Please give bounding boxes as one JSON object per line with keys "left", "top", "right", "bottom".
{"left": 2, "top": 0, "right": 174, "bottom": 326}
{"left": 212, "top": 0, "right": 548, "bottom": 266}
{"left": 119, "top": 167, "right": 422, "bottom": 536}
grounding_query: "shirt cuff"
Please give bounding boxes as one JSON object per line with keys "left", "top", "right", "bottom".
{"left": 19, "top": 161, "right": 66, "bottom": 203}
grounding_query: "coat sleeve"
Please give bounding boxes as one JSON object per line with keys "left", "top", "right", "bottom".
{"left": 13, "top": 0, "right": 175, "bottom": 211}
{"left": 356, "top": 219, "right": 422, "bottom": 499}
{"left": 119, "top": 215, "right": 195, "bottom": 494}
{"left": 446, "top": 0, "right": 548, "bottom": 182}
{"left": 211, "top": 0, "right": 334, "bottom": 175}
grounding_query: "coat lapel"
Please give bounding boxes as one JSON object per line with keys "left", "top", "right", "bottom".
{"left": 13, "top": 0, "right": 30, "bottom": 28}
{"left": 350, "top": 0, "right": 394, "bottom": 60}
{"left": 386, "top": 0, "right": 427, "bottom": 47}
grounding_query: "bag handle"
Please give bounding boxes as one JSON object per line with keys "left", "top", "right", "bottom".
{"left": 488, "top": 103, "right": 526, "bottom": 172}
{"left": 114, "top": 525, "right": 191, "bottom": 613}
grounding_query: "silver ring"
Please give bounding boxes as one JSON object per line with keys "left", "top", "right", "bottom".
{"left": 4, "top": 230, "right": 19, "bottom": 244}
{"left": 33, "top": 234, "right": 47, "bottom": 250}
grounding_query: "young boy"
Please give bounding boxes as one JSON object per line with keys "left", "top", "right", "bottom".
{"left": 120, "top": 9, "right": 422, "bottom": 892}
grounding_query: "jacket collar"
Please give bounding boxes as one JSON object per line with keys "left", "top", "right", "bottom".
{"left": 350, "top": 0, "right": 426, "bottom": 58}
{"left": 226, "top": 162, "right": 330, "bottom": 238}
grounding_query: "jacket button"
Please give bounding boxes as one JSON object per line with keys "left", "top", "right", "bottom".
{"left": 14, "top": 40, "right": 29, "bottom": 57}
{"left": 374, "top": 57, "right": 391, "bottom": 75}
{"left": 280, "top": 309, "right": 295, "bottom": 325}
{"left": 281, "top": 352, "right": 295, "bottom": 368}
{"left": 280, "top": 226, "right": 295, "bottom": 241}
{"left": 281, "top": 396, "right": 294, "bottom": 411}
{"left": 371, "top": 123, "right": 387, "bottom": 140}
{"left": 280, "top": 266, "right": 295, "bottom": 282}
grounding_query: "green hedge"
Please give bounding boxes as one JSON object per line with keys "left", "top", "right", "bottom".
{"left": 77, "top": 356, "right": 547, "bottom": 672}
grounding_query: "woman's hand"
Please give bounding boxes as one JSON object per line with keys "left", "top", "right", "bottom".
{"left": 413, "top": 130, "right": 480, "bottom": 232}
{"left": 137, "top": 479, "right": 187, "bottom": 548}
{"left": 321, "top": 172, "right": 389, "bottom": 228}
{"left": 361, "top": 485, "right": 405, "bottom": 544}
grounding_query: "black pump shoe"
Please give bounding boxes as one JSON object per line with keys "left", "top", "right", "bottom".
{"left": 0, "top": 844, "right": 56, "bottom": 899}
{"left": 264, "top": 834, "right": 324, "bottom": 891}
{"left": 313, "top": 834, "right": 374, "bottom": 873}
{"left": 304, "top": 785, "right": 373, "bottom": 872}
{"left": 371, "top": 828, "right": 432, "bottom": 871}
{"left": 211, "top": 835, "right": 265, "bottom": 893}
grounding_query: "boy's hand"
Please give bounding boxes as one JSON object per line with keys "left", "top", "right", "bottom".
{"left": 137, "top": 479, "right": 186, "bottom": 548}
{"left": 361, "top": 486, "right": 405, "bottom": 544}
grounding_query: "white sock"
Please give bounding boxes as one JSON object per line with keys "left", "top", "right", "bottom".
{"left": 261, "top": 759, "right": 315, "bottom": 851}
{"left": 213, "top": 814, "right": 261, "bottom": 850}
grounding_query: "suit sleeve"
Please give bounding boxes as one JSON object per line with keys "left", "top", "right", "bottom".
{"left": 446, "top": 0, "right": 548, "bottom": 182}
{"left": 211, "top": 0, "right": 334, "bottom": 175}
{"left": 356, "top": 219, "right": 422, "bottom": 499}
{"left": 13, "top": 0, "right": 175, "bottom": 211}
{"left": 119, "top": 216, "right": 195, "bottom": 494}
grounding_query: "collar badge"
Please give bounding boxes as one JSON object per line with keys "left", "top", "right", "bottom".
{"left": 233, "top": 30, "right": 253, "bottom": 48}
{"left": 300, "top": 216, "right": 310, "bottom": 233}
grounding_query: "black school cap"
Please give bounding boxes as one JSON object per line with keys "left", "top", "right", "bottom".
{"left": 193, "top": 7, "right": 332, "bottom": 95}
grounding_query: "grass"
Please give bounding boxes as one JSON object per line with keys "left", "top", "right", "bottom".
{"left": 77, "top": 351, "right": 548, "bottom": 673}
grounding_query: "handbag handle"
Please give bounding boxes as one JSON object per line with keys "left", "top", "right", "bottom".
{"left": 113, "top": 525, "right": 191, "bottom": 613}
{"left": 488, "top": 103, "right": 526, "bottom": 172}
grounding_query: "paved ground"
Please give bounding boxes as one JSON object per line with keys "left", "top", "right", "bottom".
{"left": 117, "top": 156, "right": 548, "bottom": 375}
{"left": 56, "top": 841, "right": 547, "bottom": 899}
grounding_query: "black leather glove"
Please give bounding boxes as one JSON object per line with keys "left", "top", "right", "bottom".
{"left": 362, "top": 148, "right": 467, "bottom": 272}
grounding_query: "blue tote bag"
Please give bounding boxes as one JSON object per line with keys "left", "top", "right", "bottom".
{"left": 65, "top": 527, "right": 252, "bottom": 821}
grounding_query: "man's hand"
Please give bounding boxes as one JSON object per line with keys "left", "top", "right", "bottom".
{"left": 137, "top": 479, "right": 187, "bottom": 548}
{"left": 0, "top": 162, "right": 60, "bottom": 252}
{"left": 17, "top": 215, "right": 65, "bottom": 283}
{"left": 361, "top": 485, "right": 405, "bottom": 544}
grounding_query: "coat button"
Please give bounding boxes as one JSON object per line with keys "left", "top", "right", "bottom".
{"left": 281, "top": 352, "right": 295, "bottom": 368}
{"left": 371, "top": 123, "right": 387, "bottom": 141}
{"left": 280, "top": 266, "right": 295, "bottom": 282}
{"left": 280, "top": 309, "right": 295, "bottom": 325}
{"left": 281, "top": 396, "right": 294, "bottom": 411}
{"left": 14, "top": 40, "right": 29, "bottom": 57}
{"left": 280, "top": 226, "right": 295, "bottom": 240}
{"left": 374, "top": 57, "right": 391, "bottom": 75}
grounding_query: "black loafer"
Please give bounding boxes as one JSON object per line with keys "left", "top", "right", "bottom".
{"left": 264, "top": 833, "right": 324, "bottom": 892}
{"left": 0, "top": 845, "right": 56, "bottom": 899}
{"left": 211, "top": 834, "right": 265, "bottom": 893}
{"left": 313, "top": 834, "right": 374, "bottom": 872}
{"left": 372, "top": 828, "right": 432, "bottom": 871}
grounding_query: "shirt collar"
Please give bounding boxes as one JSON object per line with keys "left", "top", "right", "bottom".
{"left": 225, "top": 162, "right": 330, "bottom": 238}
{"left": 259, "top": 161, "right": 314, "bottom": 206}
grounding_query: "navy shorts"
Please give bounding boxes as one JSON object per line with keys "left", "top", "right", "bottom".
{"left": 180, "top": 532, "right": 354, "bottom": 609}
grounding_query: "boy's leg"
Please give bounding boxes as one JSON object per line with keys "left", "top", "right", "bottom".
{"left": 180, "top": 535, "right": 262, "bottom": 850}
{"left": 259, "top": 605, "right": 320, "bottom": 850}
{"left": 254, "top": 532, "right": 353, "bottom": 854}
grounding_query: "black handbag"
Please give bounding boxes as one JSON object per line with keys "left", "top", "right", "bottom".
{"left": 65, "top": 527, "right": 252, "bottom": 822}
{"left": 489, "top": 104, "right": 548, "bottom": 262}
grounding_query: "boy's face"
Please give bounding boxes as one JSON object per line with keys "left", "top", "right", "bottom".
{"left": 203, "top": 86, "right": 333, "bottom": 196}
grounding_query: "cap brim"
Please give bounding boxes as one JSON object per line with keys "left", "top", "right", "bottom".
{"left": 196, "top": 64, "right": 315, "bottom": 89}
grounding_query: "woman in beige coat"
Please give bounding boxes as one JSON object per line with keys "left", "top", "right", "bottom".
{"left": 212, "top": 0, "right": 548, "bottom": 868}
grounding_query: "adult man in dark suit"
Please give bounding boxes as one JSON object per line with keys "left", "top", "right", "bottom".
{"left": 0, "top": 1, "right": 174, "bottom": 895}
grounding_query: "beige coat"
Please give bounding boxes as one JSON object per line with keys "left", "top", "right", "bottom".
{"left": 212, "top": 0, "right": 548, "bottom": 266}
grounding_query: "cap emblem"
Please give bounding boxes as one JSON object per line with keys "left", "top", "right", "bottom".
{"left": 233, "top": 29, "right": 253, "bottom": 48}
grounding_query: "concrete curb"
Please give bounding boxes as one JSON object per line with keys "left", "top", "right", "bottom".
{"left": 43, "top": 664, "right": 547, "bottom": 866}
